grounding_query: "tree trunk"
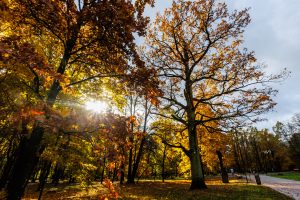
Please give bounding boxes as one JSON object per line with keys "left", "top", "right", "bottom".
{"left": 100, "top": 157, "right": 106, "bottom": 184}
{"left": 252, "top": 140, "right": 263, "bottom": 172}
{"left": 119, "top": 147, "right": 125, "bottom": 184}
{"left": 0, "top": 158, "right": 14, "bottom": 189}
{"left": 37, "top": 161, "right": 52, "bottom": 200}
{"left": 216, "top": 150, "right": 229, "bottom": 183}
{"left": 6, "top": 125, "right": 44, "bottom": 200}
{"left": 126, "top": 121, "right": 135, "bottom": 184}
{"left": 162, "top": 144, "right": 167, "bottom": 182}
{"left": 130, "top": 137, "right": 146, "bottom": 183}
{"left": 126, "top": 95, "right": 137, "bottom": 184}
{"left": 1, "top": 123, "right": 26, "bottom": 189}
{"left": 233, "top": 138, "right": 242, "bottom": 173}
{"left": 127, "top": 147, "right": 134, "bottom": 183}
{"left": 37, "top": 160, "right": 52, "bottom": 191}
{"left": 52, "top": 164, "right": 65, "bottom": 186}
{"left": 188, "top": 127, "right": 206, "bottom": 190}
{"left": 120, "top": 162, "right": 125, "bottom": 185}
{"left": 112, "top": 162, "right": 117, "bottom": 182}
{"left": 128, "top": 98, "right": 150, "bottom": 183}
{"left": 0, "top": 144, "right": 17, "bottom": 189}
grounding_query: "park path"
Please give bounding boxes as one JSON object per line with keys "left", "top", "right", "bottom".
{"left": 249, "top": 174, "right": 300, "bottom": 200}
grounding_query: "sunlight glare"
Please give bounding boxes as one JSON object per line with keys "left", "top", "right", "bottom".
{"left": 85, "top": 101, "right": 108, "bottom": 113}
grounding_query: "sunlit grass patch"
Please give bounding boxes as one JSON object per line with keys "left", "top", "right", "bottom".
{"left": 21, "top": 182, "right": 105, "bottom": 200}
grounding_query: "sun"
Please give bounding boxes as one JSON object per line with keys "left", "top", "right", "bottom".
{"left": 85, "top": 101, "right": 108, "bottom": 113}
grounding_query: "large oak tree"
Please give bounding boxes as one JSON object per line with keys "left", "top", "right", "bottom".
{"left": 145, "top": 0, "right": 285, "bottom": 189}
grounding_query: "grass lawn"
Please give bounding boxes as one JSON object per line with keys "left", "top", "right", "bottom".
{"left": 121, "top": 179, "right": 292, "bottom": 200}
{"left": 267, "top": 171, "right": 300, "bottom": 181}
{"left": 1, "top": 178, "right": 291, "bottom": 199}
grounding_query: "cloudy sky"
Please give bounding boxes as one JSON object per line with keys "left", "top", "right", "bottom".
{"left": 144, "top": 0, "right": 300, "bottom": 130}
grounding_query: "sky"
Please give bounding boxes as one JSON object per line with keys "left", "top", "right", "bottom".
{"left": 144, "top": 0, "right": 300, "bottom": 130}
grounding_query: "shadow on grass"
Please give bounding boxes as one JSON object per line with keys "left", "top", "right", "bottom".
{"left": 121, "top": 179, "right": 293, "bottom": 200}
{"left": 15, "top": 178, "right": 293, "bottom": 200}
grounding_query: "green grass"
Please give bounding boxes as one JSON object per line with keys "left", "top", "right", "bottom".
{"left": 267, "top": 171, "right": 300, "bottom": 181}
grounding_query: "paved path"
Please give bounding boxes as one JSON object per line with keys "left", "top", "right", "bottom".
{"left": 249, "top": 174, "right": 300, "bottom": 200}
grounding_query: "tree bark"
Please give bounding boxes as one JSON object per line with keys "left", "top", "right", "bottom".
{"left": 119, "top": 162, "right": 125, "bottom": 185}
{"left": 233, "top": 137, "right": 242, "bottom": 173}
{"left": 188, "top": 126, "right": 206, "bottom": 190}
{"left": 130, "top": 137, "right": 146, "bottom": 183}
{"left": 100, "top": 156, "right": 106, "bottom": 184}
{"left": 37, "top": 161, "right": 52, "bottom": 200}
{"left": 6, "top": 125, "right": 44, "bottom": 200}
{"left": 185, "top": 73, "right": 206, "bottom": 189}
{"left": 127, "top": 147, "right": 134, "bottom": 183}
{"left": 51, "top": 164, "right": 64, "bottom": 186}
{"left": 129, "top": 98, "right": 150, "bottom": 183}
{"left": 216, "top": 150, "right": 229, "bottom": 183}
{"left": 251, "top": 139, "right": 263, "bottom": 172}
{"left": 0, "top": 140, "right": 17, "bottom": 189}
{"left": 162, "top": 144, "right": 167, "bottom": 182}
{"left": 126, "top": 97, "right": 135, "bottom": 184}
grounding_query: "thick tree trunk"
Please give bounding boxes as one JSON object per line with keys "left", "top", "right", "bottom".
{"left": 184, "top": 108, "right": 206, "bottom": 189}
{"left": 6, "top": 125, "right": 44, "bottom": 200}
{"left": 188, "top": 127, "right": 206, "bottom": 190}
{"left": 216, "top": 150, "right": 229, "bottom": 183}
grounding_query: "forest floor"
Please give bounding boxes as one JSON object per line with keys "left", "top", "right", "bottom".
{"left": 15, "top": 177, "right": 293, "bottom": 200}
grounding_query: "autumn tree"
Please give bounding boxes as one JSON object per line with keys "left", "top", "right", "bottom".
{"left": 0, "top": 0, "right": 155, "bottom": 199}
{"left": 151, "top": 117, "right": 186, "bottom": 181}
{"left": 198, "top": 126, "right": 231, "bottom": 182}
{"left": 289, "top": 132, "right": 300, "bottom": 168}
{"left": 145, "top": 0, "right": 284, "bottom": 189}
{"left": 283, "top": 114, "right": 300, "bottom": 168}
{"left": 124, "top": 91, "right": 156, "bottom": 183}
{"left": 230, "top": 126, "right": 292, "bottom": 175}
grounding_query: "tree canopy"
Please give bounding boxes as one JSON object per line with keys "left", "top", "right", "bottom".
{"left": 0, "top": 0, "right": 293, "bottom": 199}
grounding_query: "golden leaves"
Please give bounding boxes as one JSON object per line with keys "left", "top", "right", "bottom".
{"left": 100, "top": 179, "right": 119, "bottom": 200}
{"left": 129, "top": 115, "right": 136, "bottom": 123}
